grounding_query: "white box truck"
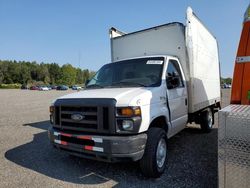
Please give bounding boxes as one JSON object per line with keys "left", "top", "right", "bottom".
{"left": 48, "top": 7, "right": 221, "bottom": 177}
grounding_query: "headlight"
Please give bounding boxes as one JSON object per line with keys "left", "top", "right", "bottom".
{"left": 116, "top": 107, "right": 142, "bottom": 133}
{"left": 122, "top": 120, "right": 134, "bottom": 131}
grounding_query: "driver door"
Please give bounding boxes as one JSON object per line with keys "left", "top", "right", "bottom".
{"left": 166, "top": 59, "right": 188, "bottom": 136}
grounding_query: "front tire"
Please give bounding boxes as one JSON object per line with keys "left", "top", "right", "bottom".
{"left": 200, "top": 108, "right": 213, "bottom": 133}
{"left": 140, "top": 127, "right": 167, "bottom": 178}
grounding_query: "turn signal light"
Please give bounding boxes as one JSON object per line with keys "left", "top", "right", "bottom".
{"left": 118, "top": 107, "right": 141, "bottom": 117}
{"left": 49, "top": 106, "right": 54, "bottom": 113}
{"left": 134, "top": 107, "right": 141, "bottom": 116}
{"left": 121, "top": 108, "right": 134, "bottom": 116}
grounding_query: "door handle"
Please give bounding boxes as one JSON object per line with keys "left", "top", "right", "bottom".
{"left": 185, "top": 98, "right": 187, "bottom": 106}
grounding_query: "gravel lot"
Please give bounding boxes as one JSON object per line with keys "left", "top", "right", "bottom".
{"left": 0, "top": 89, "right": 230, "bottom": 188}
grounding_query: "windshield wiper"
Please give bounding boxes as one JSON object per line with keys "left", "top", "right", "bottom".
{"left": 111, "top": 81, "right": 146, "bottom": 87}
{"left": 86, "top": 84, "right": 104, "bottom": 89}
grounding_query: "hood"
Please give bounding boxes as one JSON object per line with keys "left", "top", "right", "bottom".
{"left": 58, "top": 87, "right": 154, "bottom": 106}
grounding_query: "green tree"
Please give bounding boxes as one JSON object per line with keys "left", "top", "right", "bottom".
{"left": 37, "top": 63, "right": 50, "bottom": 84}
{"left": 0, "top": 59, "right": 94, "bottom": 86}
{"left": 221, "top": 77, "right": 232, "bottom": 85}
{"left": 5, "top": 61, "right": 17, "bottom": 83}
{"left": 20, "top": 63, "right": 31, "bottom": 84}
{"left": 30, "top": 61, "right": 39, "bottom": 81}
{"left": 2, "top": 61, "right": 10, "bottom": 83}
{"left": 0, "top": 61, "right": 7, "bottom": 84}
{"left": 59, "top": 64, "right": 77, "bottom": 86}
{"left": 48, "top": 63, "right": 61, "bottom": 85}
{"left": 76, "top": 68, "right": 84, "bottom": 84}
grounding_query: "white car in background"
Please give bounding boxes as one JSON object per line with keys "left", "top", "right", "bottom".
{"left": 72, "top": 85, "right": 82, "bottom": 90}
{"left": 39, "top": 86, "right": 49, "bottom": 91}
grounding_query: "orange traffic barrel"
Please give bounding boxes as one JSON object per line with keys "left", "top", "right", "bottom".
{"left": 231, "top": 4, "right": 250, "bottom": 105}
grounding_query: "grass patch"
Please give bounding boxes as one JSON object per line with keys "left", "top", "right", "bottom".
{"left": 0, "top": 84, "right": 21, "bottom": 89}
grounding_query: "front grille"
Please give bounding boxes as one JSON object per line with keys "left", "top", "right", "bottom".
{"left": 53, "top": 98, "right": 116, "bottom": 134}
{"left": 61, "top": 106, "right": 98, "bottom": 129}
{"left": 103, "top": 107, "right": 109, "bottom": 130}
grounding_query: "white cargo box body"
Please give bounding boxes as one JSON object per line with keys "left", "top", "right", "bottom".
{"left": 110, "top": 8, "right": 220, "bottom": 113}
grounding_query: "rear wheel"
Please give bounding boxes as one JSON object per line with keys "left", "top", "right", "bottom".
{"left": 200, "top": 108, "right": 213, "bottom": 133}
{"left": 140, "top": 127, "right": 167, "bottom": 178}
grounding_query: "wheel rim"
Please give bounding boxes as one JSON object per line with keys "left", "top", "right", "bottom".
{"left": 156, "top": 138, "right": 167, "bottom": 168}
{"left": 208, "top": 110, "right": 213, "bottom": 128}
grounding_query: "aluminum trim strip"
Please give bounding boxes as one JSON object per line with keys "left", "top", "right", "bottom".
{"left": 92, "top": 137, "right": 103, "bottom": 143}
{"left": 236, "top": 56, "right": 250, "bottom": 63}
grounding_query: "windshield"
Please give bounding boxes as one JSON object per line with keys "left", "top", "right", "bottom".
{"left": 86, "top": 57, "right": 164, "bottom": 89}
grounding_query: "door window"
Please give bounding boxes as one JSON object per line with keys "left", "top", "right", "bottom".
{"left": 166, "top": 60, "right": 184, "bottom": 89}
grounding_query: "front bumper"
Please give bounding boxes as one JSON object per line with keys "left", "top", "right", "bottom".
{"left": 48, "top": 127, "right": 147, "bottom": 162}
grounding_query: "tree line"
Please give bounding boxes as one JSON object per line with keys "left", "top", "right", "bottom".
{"left": 0, "top": 59, "right": 232, "bottom": 87}
{"left": 0, "top": 60, "right": 95, "bottom": 86}
{"left": 221, "top": 77, "right": 232, "bottom": 85}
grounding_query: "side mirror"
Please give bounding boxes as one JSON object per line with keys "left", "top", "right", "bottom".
{"left": 171, "top": 77, "right": 180, "bottom": 87}
{"left": 166, "top": 77, "right": 179, "bottom": 89}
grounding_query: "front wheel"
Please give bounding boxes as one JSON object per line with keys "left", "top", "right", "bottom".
{"left": 200, "top": 108, "right": 213, "bottom": 133}
{"left": 139, "top": 127, "right": 167, "bottom": 178}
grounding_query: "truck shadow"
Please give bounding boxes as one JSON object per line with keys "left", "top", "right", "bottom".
{"left": 5, "top": 121, "right": 217, "bottom": 187}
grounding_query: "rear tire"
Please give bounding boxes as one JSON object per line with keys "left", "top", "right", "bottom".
{"left": 200, "top": 108, "right": 213, "bottom": 133}
{"left": 140, "top": 127, "right": 167, "bottom": 178}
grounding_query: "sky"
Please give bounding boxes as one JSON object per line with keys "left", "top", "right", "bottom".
{"left": 0, "top": 0, "right": 249, "bottom": 77}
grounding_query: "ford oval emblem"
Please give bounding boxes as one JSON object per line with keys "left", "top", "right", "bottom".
{"left": 71, "top": 114, "right": 84, "bottom": 121}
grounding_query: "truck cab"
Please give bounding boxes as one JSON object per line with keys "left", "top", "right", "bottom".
{"left": 86, "top": 55, "right": 188, "bottom": 136}
{"left": 49, "top": 55, "right": 189, "bottom": 177}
